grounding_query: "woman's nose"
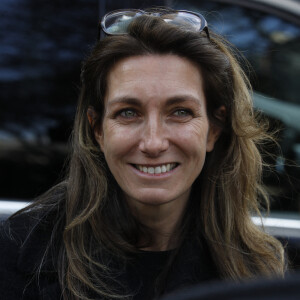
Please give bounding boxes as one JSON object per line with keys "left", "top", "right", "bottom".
{"left": 139, "top": 117, "right": 169, "bottom": 157}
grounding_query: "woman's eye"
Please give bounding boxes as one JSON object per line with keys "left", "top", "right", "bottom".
{"left": 119, "top": 109, "right": 137, "bottom": 118}
{"left": 173, "top": 109, "right": 191, "bottom": 117}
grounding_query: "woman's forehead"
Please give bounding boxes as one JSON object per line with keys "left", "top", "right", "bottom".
{"left": 104, "top": 54, "right": 205, "bottom": 107}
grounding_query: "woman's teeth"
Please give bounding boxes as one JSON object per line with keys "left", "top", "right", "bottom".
{"left": 135, "top": 163, "right": 177, "bottom": 174}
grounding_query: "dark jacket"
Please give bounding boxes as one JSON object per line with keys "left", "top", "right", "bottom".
{"left": 0, "top": 211, "right": 62, "bottom": 300}
{"left": 0, "top": 210, "right": 219, "bottom": 300}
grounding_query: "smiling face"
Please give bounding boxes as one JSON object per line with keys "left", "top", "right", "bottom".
{"left": 94, "top": 54, "right": 220, "bottom": 211}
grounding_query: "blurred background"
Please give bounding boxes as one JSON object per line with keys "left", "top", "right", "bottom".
{"left": 0, "top": 0, "right": 299, "bottom": 218}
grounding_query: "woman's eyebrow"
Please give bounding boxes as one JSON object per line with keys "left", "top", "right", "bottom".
{"left": 165, "top": 95, "right": 202, "bottom": 107}
{"left": 107, "top": 97, "right": 142, "bottom": 107}
{"left": 106, "top": 95, "right": 202, "bottom": 107}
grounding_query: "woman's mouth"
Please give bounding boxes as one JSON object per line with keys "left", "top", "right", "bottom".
{"left": 133, "top": 163, "right": 178, "bottom": 174}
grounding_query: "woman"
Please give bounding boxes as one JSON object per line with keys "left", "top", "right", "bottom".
{"left": 0, "top": 8, "right": 285, "bottom": 300}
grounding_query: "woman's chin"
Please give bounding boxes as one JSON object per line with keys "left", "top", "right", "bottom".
{"left": 127, "top": 194, "right": 172, "bottom": 207}
{"left": 124, "top": 188, "right": 191, "bottom": 208}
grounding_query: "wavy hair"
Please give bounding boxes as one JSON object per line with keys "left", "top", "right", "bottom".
{"left": 13, "top": 10, "right": 285, "bottom": 300}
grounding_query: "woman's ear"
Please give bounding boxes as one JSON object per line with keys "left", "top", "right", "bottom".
{"left": 87, "top": 106, "right": 103, "bottom": 150}
{"left": 206, "top": 105, "right": 226, "bottom": 152}
{"left": 87, "top": 106, "right": 98, "bottom": 128}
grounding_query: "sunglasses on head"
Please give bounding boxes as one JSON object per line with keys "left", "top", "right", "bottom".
{"left": 98, "top": 9, "right": 209, "bottom": 40}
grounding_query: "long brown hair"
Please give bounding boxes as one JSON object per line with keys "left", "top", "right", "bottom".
{"left": 12, "top": 10, "right": 285, "bottom": 300}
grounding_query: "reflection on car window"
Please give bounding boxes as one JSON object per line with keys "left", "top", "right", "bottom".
{"left": 180, "top": 2, "right": 300, "bottom": 103}
{"left": 0, "top": 0, "right": 98, "bottom": 199}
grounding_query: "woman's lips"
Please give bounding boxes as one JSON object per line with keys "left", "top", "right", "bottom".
{"left": 133, "top": 163, "right": 179, "bottom": 174}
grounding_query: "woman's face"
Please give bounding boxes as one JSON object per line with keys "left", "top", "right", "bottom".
{"left": 94, "top": 54, "right": 220, "bottom": 209}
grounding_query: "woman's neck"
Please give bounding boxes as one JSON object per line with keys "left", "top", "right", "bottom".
{"left": 126, "top": 195, "right": 190, "bottom": 251}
